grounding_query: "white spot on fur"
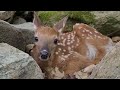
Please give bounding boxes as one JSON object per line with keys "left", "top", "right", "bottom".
{"left": 94, "top": 35, "right": 97, "bottom": 38}
{"left": 86, "top": 43, "right": 97, "bottom": 61}
{"left": 71, "top": 35, "right": 75, "bottom": 40}
{"left": 71, "top": 41, "right": 74, "bottom": 44}
{"left": 72, "top": 39, "right": 75, "bottom": 42}
{"left": 85, "top": 29, "right": 89, "bottom": 32}
{"left": 72, "top": 45, "right": 74, "bottom": 48}
{"left": 88, "top": 34, "right": 91, "bottom": 37}
{"left": 68, "top": 37, "right": 70, "bottom": 40}
{"left": 58, "top": 43, "right": 61, "bottom": 45}
{"left": 83, "top": 30, "right": 85, "bottom": 32}
{"left": 77, "top": 38, "right": 80, "bottom": 43}
{"left": 58, "top": 48, "right": 61, "bottom": 51}
{"left": 60, "top": 56, "right": 65, "bottom": 61}
{"left": 62, "top": 39, "right": 66, "bottom": 46}
{"left": 73, "top": 31, "right": 76, "bottom": 34}
{"left": 61, "top": 58, "right": 65, "bottom": 61}
{"left": 75, "top": 23, "right": 80, "bottom": 26}
{"left": 89, "top": 32, "right": 92, "bottom": 34}
{"left": 82, "top": 34, "right": 84, "bottom": 37}
{"left": 67, "top": 39, "right": 70, "bottom": 42}
{"left": 94, "top": 30, "right": 98, "bottom": 33}
{"left": 98, "top": 36, "right": 102, "bottom": 39}
{"left": 71, "top": 33, "right": 74, "bottom": 36}
{"left": 61, "top": 37, "right": 64, "bottom": 39}
{"left": 55, "top": 52, "right": 59, "bottom": 55}
{"left": 68, "top": 47, "right": 71, "bottom": 51}
{"left": 76, "top": 44, "right": 79, "bottom": 47}
{"left": 79, "top": 26, "right": 82, "bottom": 29}
{"left": 68, "top": 34, "right": 71, "bottom": 39}
{"left": 86, "top": 37, "right": 90, "bottom": 39}
{"left": 67, "top": 42, "right": 71, "bottom": 45}
{"left": 63, "top": 49, "right": 66, "bottom": 52}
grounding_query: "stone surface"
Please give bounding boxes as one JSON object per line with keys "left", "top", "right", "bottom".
{"left": 0, "top": 20, "right": 34, "bottom": 51}
{"left": 91, "top": 11, "right": 120, "bottom": 37}
{"left": 89, "top": 42, "right": 120, "bottom": 79}
{"left": 0, "top": 11, "right": 15, "bottom": 20}
{"left": 12, "top": 22, "right": 34, "bottom": 30}
{"left": 12, "top": 16, "right": 26, "bottom": 24}
{"left": 0, "top": 43, "right": 44, "bottom": 79}
{"left": 12, "top": 22, "right": 35, "bottom": 46}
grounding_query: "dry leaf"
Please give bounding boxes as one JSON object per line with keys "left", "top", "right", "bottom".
{"left": 82, "top": 64, "right": 96, "bottom": 73}
{"left": 51, "top": 67, "right": 64, "bottom": 79}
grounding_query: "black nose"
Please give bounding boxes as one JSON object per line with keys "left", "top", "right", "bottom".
{"left": 40, "top": 50, "right": 49, "bottom": 59}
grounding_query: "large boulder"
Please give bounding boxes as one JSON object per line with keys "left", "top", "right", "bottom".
{"left": 12, "top": 22, "right": 34, "bottom": 30}
{"left": 89, "top": 42, "right": 120, "bottom": 79}
{"left": 91, "top": 11, "right": 120, "bottom": 37}
{"left": 12, "top": 16, "right": 26, "bottom": 24}
{"left": 0, "top": 20, "right": 34, "bottom": 51}
{"left": 12, "top": 22, "right": 35, "bottom": 45}
{"left": 0, "top": 11, "right": 15, "bottom": 20}
{"left": 0, "top": 43, "right": 44, "bottom": 79}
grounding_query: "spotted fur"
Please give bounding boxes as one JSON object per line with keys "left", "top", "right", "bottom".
{"left": 31, "top": 12, "right": 114, "bottom": 79}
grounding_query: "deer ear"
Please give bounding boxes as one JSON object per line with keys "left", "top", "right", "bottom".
{"left": 33, "top": 11, "right": 42, "bottom": 29}
{"left": 53, "top": 15, "right": 68, "bottom": 33}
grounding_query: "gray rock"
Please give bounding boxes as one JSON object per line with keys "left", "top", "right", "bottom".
{"left": 12, "top": 16, "right": 26, "bottom": 24}
{"left": 91, "top": 11, "right": 120, "bottom": 37}
{"left": 0, "top": 43, "right": 44, "bottom": 79}
{"left": 12, "top": 22, "right": 34, "bottom": 30}
{"left": 91, "top": 11, "right": 120, "bottom": 20}
{"left": 0, "top": 20, "right": 34, "bottom": 51}
{"left": 12, "top": 22, "right": 35, "bottom": 46}
{"left": 0, "top": 11, "right": 15, "bottom": 20}
{"left": 89, "top": 42, "right": 120, "bottom": 79}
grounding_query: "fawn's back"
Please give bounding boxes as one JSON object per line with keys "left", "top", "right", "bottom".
{"left": 31, "top": 12, "right": 114, "bottom": 79}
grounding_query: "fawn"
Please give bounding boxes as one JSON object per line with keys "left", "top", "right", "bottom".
{"left": 30, "top": 12, "right": 114, "bottom": 79}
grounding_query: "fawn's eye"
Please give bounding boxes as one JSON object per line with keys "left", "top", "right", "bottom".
{"left": 34, "top": 37, "right": 38, "bottom": 42}
{"left": 54, "top": 39, "right": 58, "bottom": 45}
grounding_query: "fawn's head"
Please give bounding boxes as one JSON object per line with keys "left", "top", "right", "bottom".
{"left": 33, "top": 12, "right": 68, "bottom": 61}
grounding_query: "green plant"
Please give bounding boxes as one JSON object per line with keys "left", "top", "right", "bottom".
{"left": 37, "top": 11, "right": 96, "bottom": 31}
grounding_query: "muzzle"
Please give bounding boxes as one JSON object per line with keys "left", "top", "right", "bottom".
{"left": 40, "top": 50, "right": 49, "bottom": 59}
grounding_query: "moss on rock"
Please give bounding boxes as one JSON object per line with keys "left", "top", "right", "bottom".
{"left": 94, "top": 16, "right": 120, "bottom": 37}
{"left": 37, "top": 11, "right": 96, "bottom": 32}
{"left": 37, "top": 11, "right": 67, "bottom": 26}
{"left": 68, "top": 11, "right": 96, "bottom": 24}
{"left": 36, "top": 11, "right": 120, "bottom": 37}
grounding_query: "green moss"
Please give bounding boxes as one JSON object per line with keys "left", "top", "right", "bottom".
{"left": 68, "top": 11, "right": 96, "bottom": 24}
{"left": 37, "top": 11, "right": 96, "bottom": 31}
{"left": 37, "top": 11, "right": 68, "bottom": 26}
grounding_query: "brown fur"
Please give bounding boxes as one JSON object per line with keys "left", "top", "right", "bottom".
{"left": 31, "top": 13, "right": 114, "bottom": 79}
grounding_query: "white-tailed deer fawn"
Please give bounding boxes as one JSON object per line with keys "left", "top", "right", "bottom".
{"left": 31, "top": 12, "right": 114, "bottom": 79}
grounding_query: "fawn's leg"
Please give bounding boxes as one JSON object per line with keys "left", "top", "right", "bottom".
{"left": 60, "top": 52, "right": 93, "bottom": 79}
